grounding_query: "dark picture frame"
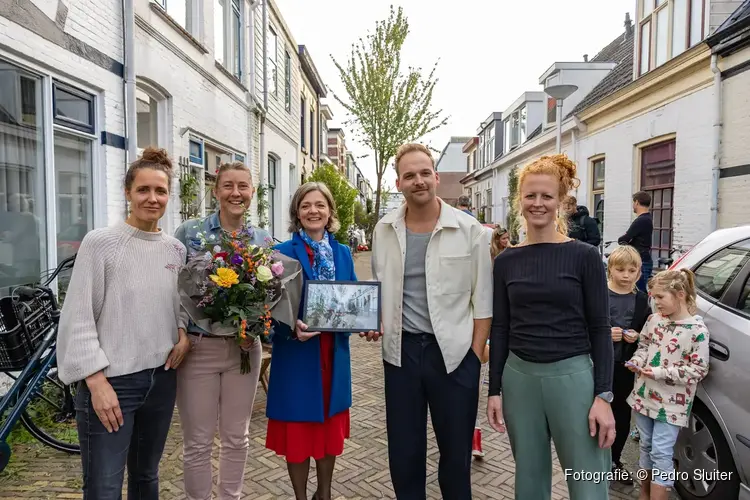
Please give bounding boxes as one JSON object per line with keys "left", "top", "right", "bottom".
{"left": 302, "top": 280, "right": 382, "bottom": 333}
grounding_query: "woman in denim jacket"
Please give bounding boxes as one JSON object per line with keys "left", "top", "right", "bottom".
{"left": 173, "top": 161, "right": 271, "bottom": 500}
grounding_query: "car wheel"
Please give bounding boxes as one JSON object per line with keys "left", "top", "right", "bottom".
{"left": 673, "top": 400, "right": 740, "bottom": 499}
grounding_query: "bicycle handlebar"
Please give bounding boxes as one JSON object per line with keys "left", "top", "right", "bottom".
{"left": 42, "top": 254, "right": 77, "bottom": 287}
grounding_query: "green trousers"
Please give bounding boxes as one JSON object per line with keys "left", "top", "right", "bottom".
{"left": 503, "top": 352, "right": 611, "bottom": 500}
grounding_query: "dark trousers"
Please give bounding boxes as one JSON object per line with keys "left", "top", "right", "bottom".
{"left": 75, "top": 366, "right": 177, "bottom": 500}
{"left": 637, "top": 259, "right": 653, "bottom": 293}
{"left": 611, "top": 363, "right": 636, "bottom": 465}
{"left": 384, "top": 332, "right": 480, "bottom": 500}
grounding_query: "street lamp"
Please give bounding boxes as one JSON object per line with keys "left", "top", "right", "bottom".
{"left": 544, "top": 84, "right": 578, "bottom": 153}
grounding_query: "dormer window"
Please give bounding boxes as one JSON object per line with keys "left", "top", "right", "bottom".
{"left": 638, "top": 0, "right": 705, "bottom": 76}
{"left": 504, "top": 106, "right": 527, "bottom": 152}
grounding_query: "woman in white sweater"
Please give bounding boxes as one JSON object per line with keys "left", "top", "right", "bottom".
{"left": 57, "top": 147, "right": 190, "bottom": 500}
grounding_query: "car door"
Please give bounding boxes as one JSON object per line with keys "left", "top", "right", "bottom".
{"left": 692, "top": 238, "right": 750, "bottom": 481}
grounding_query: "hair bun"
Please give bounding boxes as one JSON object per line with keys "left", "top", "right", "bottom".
{"left": 541, "top": 153, "right": 580, "bottom": 190}
{"left": 140, "top": 147, "right": 173, "bottom": 171}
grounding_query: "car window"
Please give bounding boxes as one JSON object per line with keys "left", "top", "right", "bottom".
{"left": 738, "top": 275, "right": 750, "bottom": 315}
{"left": 693, "top": 246, "right": 750, "bottom": 300}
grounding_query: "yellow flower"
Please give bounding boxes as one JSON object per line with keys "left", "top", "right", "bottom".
{"left": 210, "top": 267, "right": 239, "bottom": 288}
{"left": 255, "top": 265, "right": 273, "bottom": 283}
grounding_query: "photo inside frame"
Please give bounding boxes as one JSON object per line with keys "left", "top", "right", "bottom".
{"left": 303, "top": 281, "right": 381, "bottom": 333}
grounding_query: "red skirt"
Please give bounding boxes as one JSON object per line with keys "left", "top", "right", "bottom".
{"left": 265, "top": 333, "right": 350, "bottom": 463}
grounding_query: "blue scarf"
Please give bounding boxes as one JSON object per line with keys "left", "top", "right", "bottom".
{"left": 298, "top": 230, "right": 336, "bottom": 281}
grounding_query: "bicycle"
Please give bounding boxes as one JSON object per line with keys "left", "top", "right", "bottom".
{"left": 0, "top": 254, "right": 80, "bottom": 472}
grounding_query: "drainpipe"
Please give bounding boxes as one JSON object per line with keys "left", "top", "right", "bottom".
{"left": 710, "top": 54, "right": 722, "bottom": 232}
{"left": 258, "top": 0, "right": 268, "bottom": 230}
{"left": 122, "top": 0, "right": 137, "bottom": 218}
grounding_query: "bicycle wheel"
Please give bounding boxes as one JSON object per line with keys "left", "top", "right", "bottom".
{"left": 20, "top": 371, "right": 79, "bottom": 454}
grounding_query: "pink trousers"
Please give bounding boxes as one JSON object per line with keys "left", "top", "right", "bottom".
{"left": 176, "top": 335, "right": 262, "bottom": 500}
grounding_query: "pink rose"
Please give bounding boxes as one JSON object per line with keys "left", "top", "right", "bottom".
{"left": 271, "top": 260, "right": 284, "bottom": 277}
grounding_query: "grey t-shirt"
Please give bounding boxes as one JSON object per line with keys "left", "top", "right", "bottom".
{"left": 402, "top": 228, "right": 434, "bottom": 334}
{"left": 609, "top": 289, "right": 636, "bottom": 329}
{"left": 610, "top": 289, "right": 636, "bottom": 361}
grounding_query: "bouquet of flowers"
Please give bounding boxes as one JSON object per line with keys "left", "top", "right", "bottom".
{"left": 178, "top": 226, "right": 290, "bottom": 373}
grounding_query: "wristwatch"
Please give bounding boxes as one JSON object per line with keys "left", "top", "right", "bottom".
{"left": 596, "top": 391, "right": 614, "bottom": 403}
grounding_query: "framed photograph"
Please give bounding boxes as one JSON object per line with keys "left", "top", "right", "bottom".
{"left": 302, "top": 280, "right": 381, "bottom": 333}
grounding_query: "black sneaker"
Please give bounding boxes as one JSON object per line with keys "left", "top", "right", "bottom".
{"left": 612, "top": 462, "right": 633, "bottom": 485}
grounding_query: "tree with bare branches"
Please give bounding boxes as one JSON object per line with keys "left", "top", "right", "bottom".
{"left": 330, "top": 5, "right": 448, "bottom": 221}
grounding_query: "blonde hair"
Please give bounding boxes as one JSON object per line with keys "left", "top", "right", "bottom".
{"left": 215, "top": 161, "right": 252, "bottom": 185}
{"left": 490, "top": 226, "right": 509, "bottom": 260}
{"left": 648, "top": 269, "right": 698, "bottom": 315}
{"left": 607, "top": 245, "right": 642, "bottom": 291}
{"left": 394, "top": 143, "right": 435, "bottom": 176}
{"left": 514, "top": 154, "right": 580, "bottom": 236}
{"left": 287, "top": 182, "right": 341, "bottom": 234}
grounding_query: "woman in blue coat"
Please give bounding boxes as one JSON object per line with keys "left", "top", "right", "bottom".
{"left": 265, "top": 182, "right": 376, "bottom": 500}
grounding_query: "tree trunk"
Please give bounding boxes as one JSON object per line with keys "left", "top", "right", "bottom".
{"left": 373, "top": 151, "right": 383, "bottom": 226}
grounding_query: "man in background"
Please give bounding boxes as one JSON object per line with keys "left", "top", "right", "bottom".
{"left": 563, "top": 196, "right": 601, "bottom": 247}
{"left": 457, "top": 195, "right": 474, "bottom": 217}
{"left": 618, "top": 191, "right": 653, "bottom": 292}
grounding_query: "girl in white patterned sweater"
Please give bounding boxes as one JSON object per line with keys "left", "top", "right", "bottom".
{"left": 626, "top": 269, "right": 710, "bottom": 500}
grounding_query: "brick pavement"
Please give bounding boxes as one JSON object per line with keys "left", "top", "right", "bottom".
{"left": 0, "top": 252, "right": 662, "bottom": 499}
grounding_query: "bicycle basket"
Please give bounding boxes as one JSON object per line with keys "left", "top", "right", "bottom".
{"left": 0, "top": 294, "right": 55, "bottom": 371}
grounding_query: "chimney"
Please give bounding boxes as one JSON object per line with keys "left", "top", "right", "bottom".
{"left": 625, "top": 12, "right": 633, "bottom": 37}
{"left": 583, "top": 54, "right": 589, "bottom": 62}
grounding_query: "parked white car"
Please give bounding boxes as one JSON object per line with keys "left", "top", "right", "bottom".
{"left": 666, "top": 225, "right": 750, "bottom": 500}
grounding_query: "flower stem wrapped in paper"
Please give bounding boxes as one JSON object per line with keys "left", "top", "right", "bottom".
{"left": 178, "top": 227, "right": 303, "bottom": 373}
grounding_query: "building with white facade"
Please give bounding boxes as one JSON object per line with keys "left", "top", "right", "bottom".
{"left": 298, "top": 44, "right": 326, "bottom": 183}
{"left": 463, "top": 2, "right": 746, "bottom": 262}
{"left": 1, "top": 0, "right": 126, "bottom": 291}
{"left": 435, "top": 136, "right": 474, "bottom": 207}
{"left": 256, "top": 0, "right": 301, "bottom": 240}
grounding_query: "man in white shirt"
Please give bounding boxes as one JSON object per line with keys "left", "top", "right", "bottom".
{"left": 370, "top": 143, "right": 493, "bottom": 499}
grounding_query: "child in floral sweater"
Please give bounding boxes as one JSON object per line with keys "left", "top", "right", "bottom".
{"left": 626, "top": 268, "right": 710, "bottom": 500}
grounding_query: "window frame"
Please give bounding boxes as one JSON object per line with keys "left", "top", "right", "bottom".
{"left": 637, "top": 0, "right": 706, "bottom": 76}
{"left": 309, "top": 107, "right": 315, "bottom": 158}
{"left": 189, "top": 138, "right": 204, "bottom": 165}
{"left": 0, "top": 57, "right": 103, "bottom": 294}
{"left": 153, "top": 0, "right": 199, "bottom": 37}
{"left": 267, "top": 27, "right": 279, "bottom": 97}
{"left": 300, "top": 95, "right": 306, "bottom": 151}
{"left": 690, "top": 239, "right": 750, "bottom": 307}
{"left": 590, "top": 156, "right": 606, "bottom": 233}
{"left": 52, "top": 81, "right": 95, "bottom": 134}
{"left": 284, "top": 51, "right": 292, "bottom": 111}
{"left": 267, "top": 155, "right": 278, "bottom": 237}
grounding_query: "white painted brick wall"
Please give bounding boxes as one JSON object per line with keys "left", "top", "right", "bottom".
{"left": 577, "top": 87, "right": 715, "bottom": 251}
{"left": 134, "top": 1, "right": 254, "bottom": 232}
{"left": 721, "top": 70, "right": 750, "bottom": 169}
{"left": 63, "top": 0, "right": 124, "bottom": 62}
{"left": 718, "top": 68, "right": 750, "bottom": 228}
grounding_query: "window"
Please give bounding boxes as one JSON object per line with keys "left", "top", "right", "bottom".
{"left": 591, "top": 158, "right": 605, "bottom": 233}
{"left": 309, "top": 109, "right": 315, "bottom": 157}
{"left": 738, "top": 274, "right": 750, "bottom": 314}
{"left": 547, "top": 97, "right": 557, "bottom": 124}
{"left": 155, "top": 0, "right": 195, "bottom": 34}
{"left": 519, "top": 107, "right": 527, "bottom": 143}
{"left": 267, "top": 155, "right": 277, "bottom": 237}
{"left": 503, "top": 119, "right": 510, "bottom": 154}
{"left": 300, "top": 96, "right": 306, "bottom": 150}
{"left": 0, "top": 62, "right": 47, "bottom": 290}
{"left": 214, "top": 0, "right": 241, "bottom": 78}
{"left": 487, "top": 126, "right": 495, "bottom": 163}
{"left": 268, "top": 28, "right": 278, "bottom": 97}
{"left": 189, "top": 139, "right": 203, "bottom": 164}
{"left": 284, "top": 52, "right": 291, "bottom": 111}
{"left": 1, "top": 60, "right": 96, "bottom": 294}
{"left": 638, "top": 0, "right": 705, "bottom": 75}
{"left": 507, "top": 107, "right": 526, "bottom": 150}
{"left": 214, "top": 0, "right": 224, "bottom": 65}
{"left": 53, "top": 83, "right": 95, "bottom": 133}
{"left": 234, "top": 153, "right": 245, "bottom": 163}
{"left": 693, "top": 245, "right": 750, "bottom": 300}
{"left": 640, "top": 139, "right": 676, "bottom": 263}
{"left": 54, "top": 132, "right": 93, "bottom": 265}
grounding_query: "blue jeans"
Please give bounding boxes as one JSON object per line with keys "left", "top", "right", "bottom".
{"left": 637, "top": 259, "right": 653, "bottom": 293}
{"left": 75, "top": 366, "right": 177, "bottom": 500}
{"left": 635, "top": 412, "right": 681, "bottom": 487}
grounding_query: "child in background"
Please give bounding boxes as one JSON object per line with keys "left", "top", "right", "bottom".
{"left": 607, "top": 246, "right": 651, "bottom": 484}
{"left": 626, "top": 269, "right": 710, "bottom": 500}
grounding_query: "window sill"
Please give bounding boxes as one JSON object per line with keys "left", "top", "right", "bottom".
{"left": 150, "top": 3, "right": 208, "bottom": 54}
{"left": 214, "top": 62, "right": 248, "bottom": 92}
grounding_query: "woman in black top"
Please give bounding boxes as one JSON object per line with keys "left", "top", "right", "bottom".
{"left": 487, "top": 154, "right": 616, "bottom": 500}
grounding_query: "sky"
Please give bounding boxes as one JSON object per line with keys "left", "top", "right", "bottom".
{"left": 277, "top": 0, "right": 636, "bottom": 190}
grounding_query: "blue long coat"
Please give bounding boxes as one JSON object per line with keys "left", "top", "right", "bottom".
{"left": 265, "top": 231, "right": 356, "bottom": 422}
